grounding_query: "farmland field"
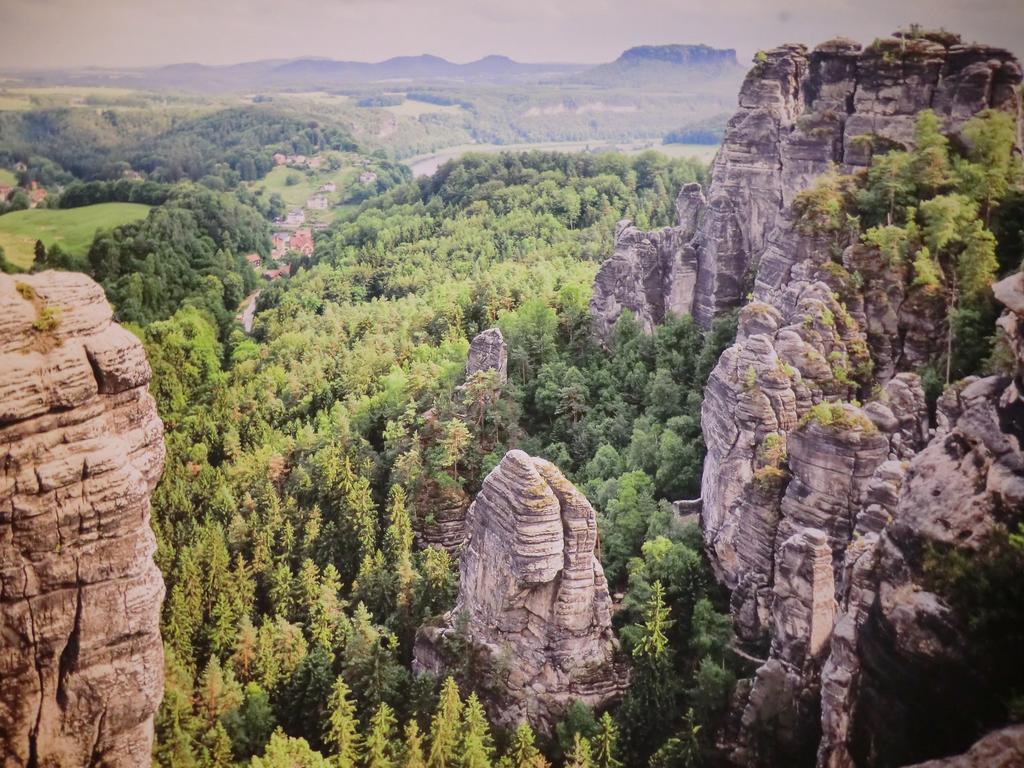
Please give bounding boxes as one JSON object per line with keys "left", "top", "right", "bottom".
{"left": 0, "top": 202, "right": 151, "bottom": 269}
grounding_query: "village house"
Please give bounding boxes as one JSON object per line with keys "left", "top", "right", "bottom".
{"left": 282, "top": 208, "right": 306, "bottom": 227}
{"left": 307, "top": 156, "right": 323, "bottom": 169}
{"left": 319, "top": 182, "right": 337, "bottom": 193}
{"left": 245, "top": 253, "right": 263, "bottom": 268}
{"left": 306, "top": 194, "right": 329, "bottom": 211}
{"left": 358, "top": 171, "right": 378, "bottom": 185}
{"left": 0, "top": 186, "right": 11, "bottom": 201}
{"left": 288, "top": 228, "right": 314, "bottom": 257}
{"left": 272, "top": 153, "right": 287, "bottom": 166}
{"left": 262, "top": 263, "right": 292, "bottom": 281}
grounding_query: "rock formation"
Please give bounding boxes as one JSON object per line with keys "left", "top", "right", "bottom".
{"left": 590, "top": 32, "right": 1021, "bottom": 333}
{"left": 904, "top": 725, "right": 1024, "bottom": 768}
{"left": 0, "top": 272, "right": 166, "bottom": 767}
{"left": 413, "top": 449, "right": 627, "bottom": 732}
{"left": 466, "top": 327, "right": 508, "bottom": 384}
{"left": 412, "top": 328, "right": 509, "bottom": 552}
{"left": 589, "top": 184, "right": 706, "bottom": 338}
{"left": 590, "top": 28, "right": 1023, "bottom": 768}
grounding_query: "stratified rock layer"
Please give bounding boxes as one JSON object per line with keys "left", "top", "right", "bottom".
{"left": 413, "top": 450, "right": 626, "bottom": 732}
{"left": 0, "top": 272, "right": 166, "bottom": 767}
{"left": 606, "top": 29, "right": 1024, "bottom": 768}
{"left": 590, "top": 33, "right": 1021, "bottom": 333}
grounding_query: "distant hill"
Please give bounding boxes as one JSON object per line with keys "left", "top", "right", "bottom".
{"left": 574, "top": 44, "right": 744, "bottom": 89}
{"left": 18, "top": 55, "right": 587, "bottom": 92}
{"left": 4, "top": 46, "right": 748, "bottom": 94}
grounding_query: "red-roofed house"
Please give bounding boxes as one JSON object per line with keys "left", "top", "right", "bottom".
{"left": 289, "top": 228, "right": 314, "bottom": 257}
{"left": 245, "top": 253, "right": 262, "bottom": 268}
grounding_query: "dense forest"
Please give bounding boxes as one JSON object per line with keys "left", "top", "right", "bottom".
{"left": 109, "top": 150, "right": 755, "bottom": 767}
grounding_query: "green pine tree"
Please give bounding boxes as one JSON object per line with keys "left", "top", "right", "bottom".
{"left": 325, "top": 678, "right": 362, "bottom": 768}
{"left": 427, "top": 677, "right": 463, "bottom": 768}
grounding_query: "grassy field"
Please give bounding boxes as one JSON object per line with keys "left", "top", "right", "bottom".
{"left": 382, "top": 99, "right": 464, "bottom": 118}
{"left": 0, "top": 169, "right": 16, "bottom": 186}
{"left": 249, "top": 151, "right": 365, "bottom": 215}
{"left": 0, "top": 203, "right": 151, "bottom": 269}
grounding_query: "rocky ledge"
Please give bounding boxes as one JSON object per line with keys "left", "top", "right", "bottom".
{"left": 413, "top": 449, "right": 627, "bottom": 732}
{"left": 0, "top": 272, "right": 166, "bottom": 767}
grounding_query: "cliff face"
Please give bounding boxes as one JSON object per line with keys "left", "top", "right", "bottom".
{"left": 590, "top": 34, "right": 1021, "bottom": 333}
{"left": 413, "top": 450, "right": 626, "bottom": 732}
{"left": 589, "top": 30, "right": 1024, "bottom": 768}
{"left": 0, "top": 272, "right": 166, "bottom": 767}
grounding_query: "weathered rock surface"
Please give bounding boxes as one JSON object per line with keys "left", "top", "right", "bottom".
{"left": 590, "top": 33, "right": 1021, "bottom": 334}
{"left": 466, "top": 327, "right": 508, "bottom": 384}
{"left": 0, "top": 272, "right": 166, "bottom": 767}
{"left": 651, "top": 30, "right": 1024, "bottom": 768}
{"left": 413, "top": 450, "right": 626, "bottom": 732}
{"left": 902, "top": 725, "right": 1024, "bottom": 768}
{"left": 589, "top": 184, "right": 705, "bottom": 338}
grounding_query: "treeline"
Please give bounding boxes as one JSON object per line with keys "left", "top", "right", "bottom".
{"left": 0, "top": 106, "right": 357, "bottom": 188}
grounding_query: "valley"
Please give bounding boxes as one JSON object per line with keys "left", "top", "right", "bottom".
{"left": 0, "top": 10, "right": 1023, "bottom": 768}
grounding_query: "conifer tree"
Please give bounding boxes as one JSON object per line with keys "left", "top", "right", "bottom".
{"left": 460, "top": 693, "right": 494, "bottom": 768}
{"left": 365, "top": 702, "right": 398, "bottom": 768}
{"left": 594, "top": 713, "right": 622, "bottom": 768}
{"left": 326, "top": 678, "right": 362, "bottom": 768}
{"left": 911, "top": 109, "right": 953, "bottom": 197}
{"left": 401, "top": 720, "right": 427, "bottom": 768}
{"left": 506, "top": 723, "right": 541, "bottom": 768}
{"left": 427, "top": 677, "right": 463, "bottom": 768}
{"left": 565, "top": 734, "right": 595, "bottom": 768}
{"left": 635, "top": 581, "right": 672, "bottom": 659}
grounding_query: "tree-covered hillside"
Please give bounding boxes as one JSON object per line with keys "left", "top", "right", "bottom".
{"left": 132, "top": 150, "right": 745, "bottom": 767}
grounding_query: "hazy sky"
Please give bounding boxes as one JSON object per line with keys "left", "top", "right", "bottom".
{"left": 2, "top": 0, "right": 1022, "bottom": 69}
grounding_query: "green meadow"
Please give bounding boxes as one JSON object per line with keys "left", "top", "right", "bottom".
{"left": 0, "top": 202, "right": 151, "bottom": 269}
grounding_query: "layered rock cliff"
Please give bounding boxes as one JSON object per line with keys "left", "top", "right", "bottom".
{"left": 0, "top": 272, "right": 166, "bottom": 767}
{"left": 590, "top": 32, "right": 1021, "bottom": 333}
{"left": 590, "top": 29, "right": 1023, "bottom": 768}
{"left": 413, "top": 449, "right": 627, "bottom": 732}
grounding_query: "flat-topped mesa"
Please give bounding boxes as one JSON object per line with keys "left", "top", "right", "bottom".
{"left": 589, "top": 33, "right": 1022, "bottom": 335}
{"left": 413, "top": 450, "right": 627, "bottom": 732}
{"left": 0, "top": 272, "right": 166, "bottom": 767}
